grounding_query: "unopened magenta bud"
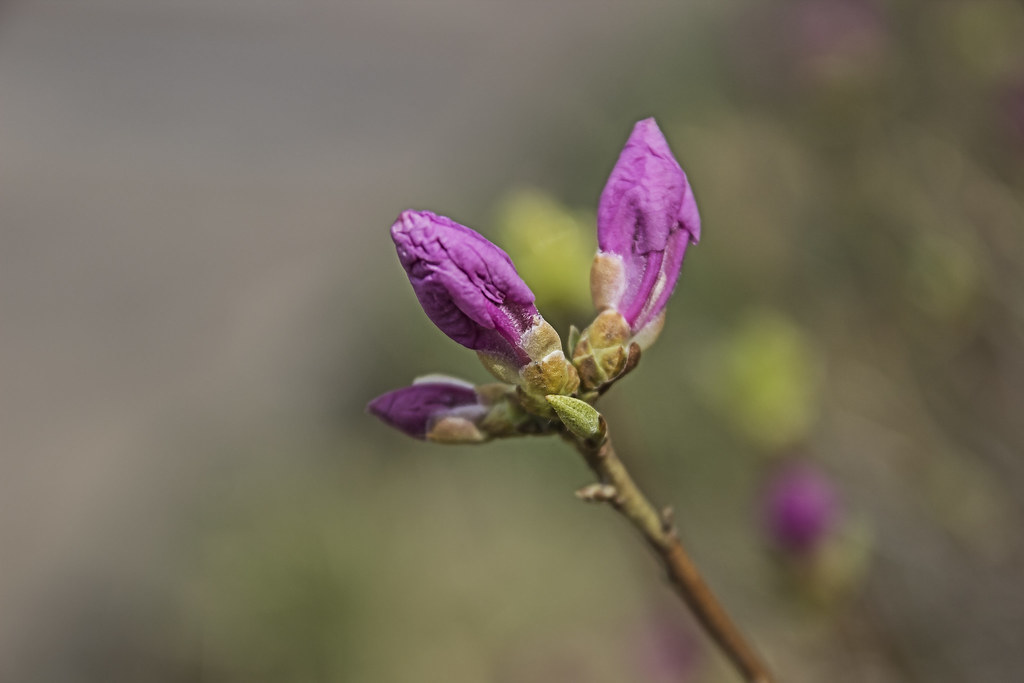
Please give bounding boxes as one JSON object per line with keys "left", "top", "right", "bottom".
{"left": 367, "top": 376, "right": 489, "bottom": 443}
{"left": 763, "top": 461, "right": 839, "bottom": 554}
{"left": 592, "top": 118, "right": 700, "bottom": 343}
{"left": 392, "top": 211, "right": 540, "bottom": 364}
{"left": 392, "top": 210, "right": 575, "bottom": 397}
{"left": 394, "top": 212, "right": 556, "bottom": 362}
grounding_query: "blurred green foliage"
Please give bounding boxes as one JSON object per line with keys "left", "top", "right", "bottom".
{"left": 495, "top": 189, "right": 595, "bottom": 317}
{"left": 702, "top": 310, "right": 821, "bottom": 452}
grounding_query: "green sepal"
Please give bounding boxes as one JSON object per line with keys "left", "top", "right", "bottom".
{"left": 567, "top": 325, "right": 581, "bottom": 357}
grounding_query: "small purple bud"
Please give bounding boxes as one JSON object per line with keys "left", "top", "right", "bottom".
{"left": 593, "top": 118, "right": 700, "bottom": 337}
{"left": 367, "top": 376, "right": 487, "bottom": 443}
{"left": 762, "top": 461, "right": 839, "bottom": 555}
{"left": 391, "top": 210, "right": 542, "bottom": 369}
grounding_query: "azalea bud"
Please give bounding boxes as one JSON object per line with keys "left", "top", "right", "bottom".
{"left": 368, "top": 376, "right": 545, "bottom": 444}
{"left": 367, "top": 376, "right": 488, "bottom": 443}
{"left": 762, "top": 461, "right": 839, "bottom": 555}
{"left": 592, "top": 118, "right": 700, "bottom": 346}
{"left": 391, "top": 210, "right": 577, "bottom": 401}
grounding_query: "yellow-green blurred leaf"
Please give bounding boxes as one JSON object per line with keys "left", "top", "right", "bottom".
{"left": 495, "top": 189, "right": 595, "bottom": 314}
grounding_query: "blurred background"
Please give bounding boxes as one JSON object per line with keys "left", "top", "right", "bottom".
{"left": 2, "top": 0, "right": 1023, "bottom": 681}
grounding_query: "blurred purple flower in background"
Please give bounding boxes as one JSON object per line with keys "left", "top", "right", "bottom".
{"left": 633, "top": 612, "right": 700, "bottom": 683}
{"left": 391, "top": 210, "right": 543, "bottom": 368}
{"left": 762, "top": 460, "right": 839, "bottom": 555}
{"left": 591, "top": 118, "right": 700, "bottom": 341}
{"left": 1005, "top": 80, "right": 1024, "bottom": 147}
{"left": 367, "top": 376, "right": 487, "bottom": 442}
{"left": 793, "top": 0, "right": 883, "bottom": 58}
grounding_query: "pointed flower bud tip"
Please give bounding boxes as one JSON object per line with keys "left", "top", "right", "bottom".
{"left": 594, "top": 118, "right": 700, "bottom": 334}
{"left": 391, "top": 210, "right": 545, "bottom": 372}
{"left": 545, "top": 395, "right": 604, "bottom": 440}
{"left": 367, "top": 377, "right": 487, "bottom": 442}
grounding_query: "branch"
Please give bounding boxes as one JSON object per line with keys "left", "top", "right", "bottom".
{"left": 570, "top": 422, "right": 776, "bottom": 683}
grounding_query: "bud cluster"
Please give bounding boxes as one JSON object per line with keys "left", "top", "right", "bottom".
{"left": 370, "top": 118, "right": 700, "bottom": 442}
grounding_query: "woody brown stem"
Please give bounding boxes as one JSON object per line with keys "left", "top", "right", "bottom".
{"left": 570, "top": 425, "right": 775, "bottom": 683}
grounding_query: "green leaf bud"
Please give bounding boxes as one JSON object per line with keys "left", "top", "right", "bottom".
{"left": 545, "top": 395, "right": 605, "bottom": 441}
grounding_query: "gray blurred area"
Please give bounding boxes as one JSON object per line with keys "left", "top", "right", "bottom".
{"left": 3, "top": 1, "right": 1024, "bottom": 682}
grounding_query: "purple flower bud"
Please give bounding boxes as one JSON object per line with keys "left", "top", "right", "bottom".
{"left": 367, "top": 376, "right": 487, "bottom": 443}
{"left": 762, "top": 461, "right": 839, "bottom": 554}
{"left": 593, "top": 118, "right": 700, "bottom": 337}
{"left": 391, "top": 210, "right": 545, "bottom": 369}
